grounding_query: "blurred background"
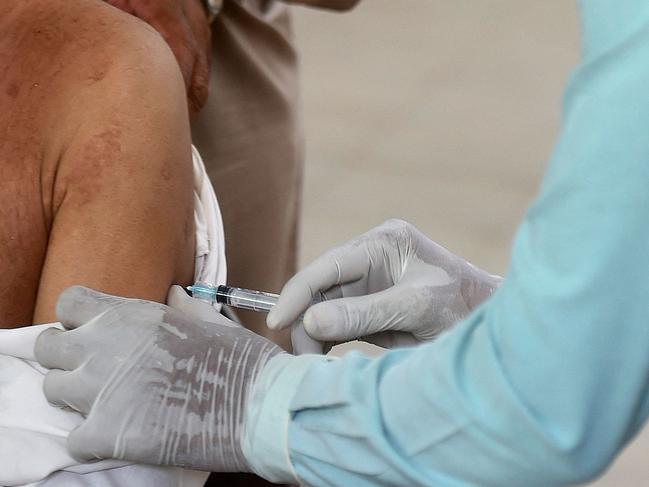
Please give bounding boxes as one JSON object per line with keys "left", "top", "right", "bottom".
{"left": 293, "top": 1, "right": 648, "bottom": 485}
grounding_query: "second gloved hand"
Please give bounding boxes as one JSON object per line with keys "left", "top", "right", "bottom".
{"left": 34, "top": 286, "right": 283, "bottom": 472}
{"left": 268, "top": 219, "right": 502, "bottom": 349}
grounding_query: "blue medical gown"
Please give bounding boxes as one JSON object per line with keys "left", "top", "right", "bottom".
{"left": 245, "top": 1, "right": 649, "bottom": 485}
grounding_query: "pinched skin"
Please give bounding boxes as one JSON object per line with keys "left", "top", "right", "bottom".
{"left": 0, "top": 0, "right": 195, "bottom": 326}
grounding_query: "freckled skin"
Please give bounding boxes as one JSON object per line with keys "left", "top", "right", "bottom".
{"left": 0, "top": 0, "right": 195, "bottom": 327}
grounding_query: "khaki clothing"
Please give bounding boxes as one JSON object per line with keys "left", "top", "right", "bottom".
{"left": 193, "top": 4, "right": 354, "bottom": 485}
{"left": 195, "top": 3, "right": 305, "bottom": 486}
{"left": 192, "top": 0, "right": 302, "bottom": 350}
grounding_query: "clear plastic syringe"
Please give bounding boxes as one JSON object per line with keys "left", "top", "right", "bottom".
{"left": 187, "top": 282, "right": 281, "bottom": 312}
{"left": 186, "top": 282, "right": 326, "bottom": 355}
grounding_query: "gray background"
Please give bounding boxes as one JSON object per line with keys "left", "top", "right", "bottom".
{"left": 293, "top": 1, "right": 648, "bottom": 485}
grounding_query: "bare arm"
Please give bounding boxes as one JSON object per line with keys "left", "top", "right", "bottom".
{"left": 33, "top": 7, "right": 195, "bottom": 322}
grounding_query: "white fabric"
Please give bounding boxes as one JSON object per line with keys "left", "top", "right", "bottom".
{"left": 191, "top": 145, "right": 226, "bottom": 289}
{"left": 0, "top": 146, "right": 225, "bottom": 486}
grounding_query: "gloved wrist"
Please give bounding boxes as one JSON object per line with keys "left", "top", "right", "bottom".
{"left": 241, "top": 353, "right": 329, "bottom": 483}
{"left": 460, "top": 265, "right": 503, "bottom": 310}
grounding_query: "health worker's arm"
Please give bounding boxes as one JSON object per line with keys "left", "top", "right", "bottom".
{"left": 243, "top": 2, "right": 649, "bottom": 485}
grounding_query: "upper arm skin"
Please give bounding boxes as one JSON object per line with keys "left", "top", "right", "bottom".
{"left": 33, "top": 7, "right": 195, "bottom": 323}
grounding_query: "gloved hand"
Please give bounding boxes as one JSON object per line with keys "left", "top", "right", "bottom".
{"left": 167, "top": 284, "right": 224, "bottom": 322}
{"left": 268, "top": 219, "right": 502, "bottom": 349}
{"left": 34, "top": 286, "right": 283, "bottom": 472}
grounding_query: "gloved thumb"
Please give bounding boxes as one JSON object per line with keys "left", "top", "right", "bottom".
{"left": 167, "top": 285, "right": 224, "bottom": 324}
{"left": 56, "top": 286, "right": 125, "bottom": 330}
{"left": 291, "top": 322, "right": 325, "bottom": 355}
{"left": 303, "top": 288, "right": 411, "bottom": 343}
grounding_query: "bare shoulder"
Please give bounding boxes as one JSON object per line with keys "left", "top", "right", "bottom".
{"left": 1, "top": 0, "right": 184, "bottom": 114}
{"left": 0, "top": 0, "right": 191, "bottom": 208}
{"left": 3, "top": 0, "right": 176, "bottom": 65}
{"left": 35, "top": 0, "right": 194, "bottom": 202}
{"left": 2, "top": 0, "right": 190, "bottom": 175}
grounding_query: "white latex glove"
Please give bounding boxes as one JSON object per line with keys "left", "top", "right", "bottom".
{"left": 167, "top": 284, "right": 224, "bottom": 323}
{"left": 34, "top": 286, "right": 283, "bottom": 472}
{"left": 267, "top": 219, "right": 502, "bottom": 349}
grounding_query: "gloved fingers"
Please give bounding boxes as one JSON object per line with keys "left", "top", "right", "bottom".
{"left": 167, "top": 285, "right": 226, "bottom": 324}
{"left": 290, "top": 322, "right": 325, "bottom": 355}
{"left": 302, "top": 287, "right": 412, "bottom": 342}
{"left": 267, "top": 246, "right": 370, "bottom": 330}
{"left": 42, "top": 369, "right": 70, "bottom": 408}
{"left": 43, "top": 368, "right": 96, "bottom": 415}
{"left": 67, "top": 421, "right": 108, "bottom": 463}
{"left": 56, "top": 286, "right": 126, "bottom": 330}
{"left": 35, "top": 327, "right": 85, "bottom": 371}
{"left": 319, "top": 285, "right": 344, "bottom": 301}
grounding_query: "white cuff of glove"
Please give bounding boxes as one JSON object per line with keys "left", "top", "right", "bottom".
{"left": 242, "top": 353, "right": 329, "bottom": 483}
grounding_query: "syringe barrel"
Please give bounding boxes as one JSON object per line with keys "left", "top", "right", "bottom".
{"left": 189, "top": 282, "right": 327, "bottom": 354}
{"left": 189, "top": 282, "right": 326, "bottom": 315}
{"left": 219, "top": 286, "right": 279, "bottom": 313}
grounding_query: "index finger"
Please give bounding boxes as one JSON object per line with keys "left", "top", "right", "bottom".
{"left": 56, "top": 286, "right": 127, "bottom": 330}
{"left": 35, "top": 327, "right": 84, "bottom": 371}
{"left": 267, "top": 245, "right": 369, "bottom": 330}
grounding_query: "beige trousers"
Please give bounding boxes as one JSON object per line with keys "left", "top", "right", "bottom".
{"left": 194, "top": 4, "right": 355, "bottom": 485}
{"left": 191, "top": 0, "right": 302, "bottom": 351}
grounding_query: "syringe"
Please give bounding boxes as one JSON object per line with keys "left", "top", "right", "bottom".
{"left": 187, "top": 282, "right": 282, "bottom": 312}
{"left": 186, "top": 282, "right": 326, "bottom": 355}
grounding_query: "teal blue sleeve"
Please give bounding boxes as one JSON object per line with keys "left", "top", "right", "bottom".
{"left": 245, "top": 1, "right": 649, "bottom": 485}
